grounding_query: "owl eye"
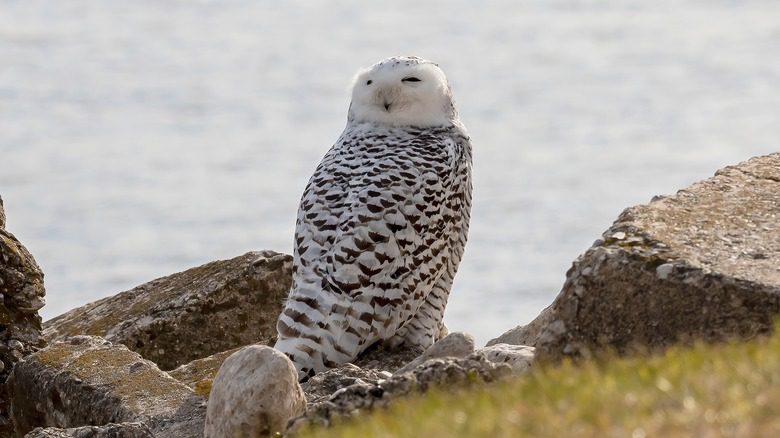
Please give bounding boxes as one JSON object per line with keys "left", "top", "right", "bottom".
{"left": 366, "top": 80, "right": 373, "bottom": 85}
{"left": 402, "top": 77, "right": 421, "bottom": 83}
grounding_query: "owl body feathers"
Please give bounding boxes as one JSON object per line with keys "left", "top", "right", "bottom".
{"left": 274, "top": 57, "right": 473, "bottom": 379}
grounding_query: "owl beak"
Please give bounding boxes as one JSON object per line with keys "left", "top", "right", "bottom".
{"left": 376, "top": 88, "right": 396, "bottom": 112}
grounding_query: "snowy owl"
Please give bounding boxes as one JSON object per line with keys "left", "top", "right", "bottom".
{"left": 274, "top": 56, "right": 473, "bottom": 380}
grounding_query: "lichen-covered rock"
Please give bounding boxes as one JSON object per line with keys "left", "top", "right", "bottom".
{"left": 476, "top": 343, "right": 535, "bottom": 375}
{"left": 491, "top": 153, "right": 780, "bottom": 361}
{"left": 0, "top": 195, "right": 47, "bottom": 436}
{"left": 6, "top": 336, "right": 205, "bottom": 438}
{"left": 168, "top": 347, "right": 241, "bottom": 397}
{"left": 204, "top": 345, "right": 305, "bottom": 438}
{"left": 288, "top": 352, "right": 511, "bottom": 433}
{"left": 395, "top": 332, "right": 475, "bottom": 374}
{"left": 44, "top": 251, "right": 291, "bottom": 370}
{"left": 25, "top": 423, "right": 153, "bottom": 438}
{"left": 301, "top": 364, "right": 391, "bottom": 405}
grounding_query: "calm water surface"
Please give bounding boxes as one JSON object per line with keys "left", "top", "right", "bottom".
{"left": 1, "top": 0, "right": 779, "bottom": 344}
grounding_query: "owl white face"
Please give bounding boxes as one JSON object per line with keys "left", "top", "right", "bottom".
{"left": 348, "top": 57, "right": 456, "bottom": 128}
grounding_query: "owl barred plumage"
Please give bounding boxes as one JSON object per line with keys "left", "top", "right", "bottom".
{"left": 274, "top": 56, "right": 473, "bottom": 380}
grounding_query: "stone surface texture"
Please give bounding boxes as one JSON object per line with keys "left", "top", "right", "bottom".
{"left": 288, "top": 352, "right": 512, "bottom": 433}
{"left": 171, "top": 334, "right": 474, "bottom": 404}
{"left": 476, "top": 344, "right": 535, "bottom": 375}
{"left": 490, "top": 153, "right": 780, "bottom": 361}
{"left": 6, "top": 336, "right": 205, "bottom": 438}
{"left": 395, "top": 332, "right": 475, "bottom": 374}
{"left": 204, "top": 345, "right": 305, "bottom": 438}
{"left": 0, "top": 195, "right": 47, "bottom": 437}
{"left": 171, "top": 337, "right": 430, "bottom": 403}
{"left": 44, "top": 251, "right": 291, "bottom": 370}
{"left": 351, "top": 343, "right": 425, "bottom": 373}
{"left": 301, "top": 364, "right": 391, "bottom": 405}
{"left": 25, "top": 423, "right": 153, "bottom": 438}
{"left": 168, "top": 347, "right": 241, "bottom": 397}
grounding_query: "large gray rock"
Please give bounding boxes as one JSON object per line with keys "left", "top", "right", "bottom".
{"left": 25, "top": 423, "right": 153, "bottom": 438}
{"left": 490, "top": 153, "right": 780, "bottom": 361}
{"left": 44, "top": 251, "right": 291, "bottom": 370}
{"left": 204, "top": 345, "right": 305, "bottom": 438}
{"left": 0, "top": 195, "right": 47, "bottom": 436}
{"left": 6, "top": 336, "right": 205, "bottom": 438}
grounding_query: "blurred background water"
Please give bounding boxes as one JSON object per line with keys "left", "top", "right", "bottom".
{"left": 1, "top": 0, "right": 778, "bottom": 345}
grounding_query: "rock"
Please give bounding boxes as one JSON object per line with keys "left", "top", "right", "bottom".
{"left": 395, "top": 332, "right": 475, "bottom": 374}
{"left": 351, "top": 343, "right": 425, "bottom": 373}
{"left": 170, "top": 335, "right": 467, "bottom": 408}
{"left": 491, "top": 153, "right": 780, "bottom": 361}
{"left": 170, "top": 336, "right": 440, "bottom": 401}
{"left": 44, "top": 251, "right": 291, "bottom": 370}
{"left": 170, "top": 342, "right": 295, "bottom": 399}
{"left": 204, "top": 345, "right": 305, "bottom": 438}
{"left": 6, "top": 336, "right": 205, "bottom": 438}
{"left": 288, "top": 352, "right": 511, "bottom": 433}
{"left": 476, "top": 344, "right": 535, "bottom": 375}
{"left": 487, "top": 305, "right": 556, "bottom": 348}
{"left": 0, "top": 196, "right": 47, "bottom": 436}
{"left": 301, "top": 364, "right": 391, "bottom": 405}
{"left": 168, "top": 347, "right": 241, "bottom": 397}
{"left": 25, "top": 423, "right": 153, "bottom": 438}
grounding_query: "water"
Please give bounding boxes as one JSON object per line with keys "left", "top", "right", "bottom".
{"left": 1, "top": 0, "right": 778, "bottom": 345}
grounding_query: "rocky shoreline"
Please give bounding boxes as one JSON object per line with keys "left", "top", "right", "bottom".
{"left": 0, "top": 153, "right": 778, "bottom": 437}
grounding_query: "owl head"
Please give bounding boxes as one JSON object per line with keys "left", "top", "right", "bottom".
{"left": 347, "top": 56, "right": 458, "bottom": 128}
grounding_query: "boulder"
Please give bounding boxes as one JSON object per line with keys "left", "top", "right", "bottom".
{"left": 25, "top": 423, "right": 153, "bottom": 438}
{"left": 44, "top": 251, "right": 290, "bottom": 370}
{"left": 489, "top": 153, "right": 780, "bottom": 360}
{"left": 394, "top": 332, "right": 475, "bottom": 374}
{"left": 204, "top": 345, "right": 305, "bottom": 438}
{"left": 0, "top": 195, "right": 47, "bottom": 436}
{"left": 288, "top": 352, "right": 512, "bottom": 433}
{"left": 6, "top": 336, "right": 205, "bottom": 438}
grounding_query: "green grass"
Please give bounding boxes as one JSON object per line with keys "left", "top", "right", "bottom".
{"left": 299, "top": 334, "right": 780, "bottom": 438}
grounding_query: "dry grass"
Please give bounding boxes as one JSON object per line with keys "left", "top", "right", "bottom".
{"left": 299, "top": 333, "right": 780, "bottom": 438}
